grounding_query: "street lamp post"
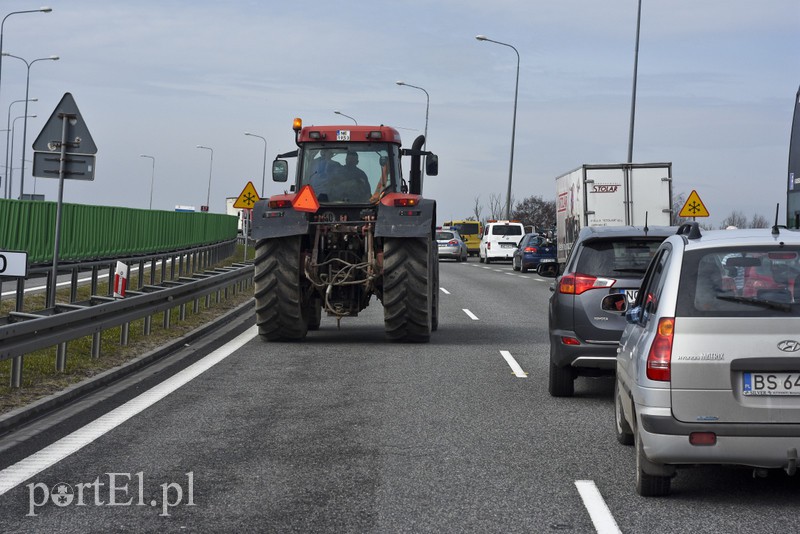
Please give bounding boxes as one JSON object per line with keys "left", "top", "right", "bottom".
{"left": 476, "top": 35, "right": 520, "bottom": 220}
{"left": 8, "top": 114, "right": 35, "bottom": 198}
{"left": 0, "top": 7, "right": 52, "bottom": 117}
{"left": 139, "top": 154, "right": 155, "bottom": 209}
{"left": 244, "top": 132, "right": 267, "bottom": 197}
{"left": 4, "top": 97, "right": 35, "bottom": 198}
{"left": 395, "top": 81, "right": 429, "bottom": 151}
{"left": 196, "top": 145, "right": 214, "bottom": 211}
{"left": 333, "top": 110, "right": 357, "bottom": 125}
{"left": 627, "top": 0, "right": 643, "bottom": 163}
{"left": 2, "top": 53, "right": 59, "bottom": 199}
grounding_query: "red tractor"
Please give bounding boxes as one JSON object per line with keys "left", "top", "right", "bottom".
{"left": 252, "top": 118, "right": 439, "bottom": 342}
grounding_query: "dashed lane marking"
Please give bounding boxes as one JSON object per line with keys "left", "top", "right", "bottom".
{"left": 575, "top": 480, "right": 622, "bottom": 534}
{"left": 462, "top": 309, "right": 479, "bottom": 320}
{"left": 440, "top": 287, "right": 451, "bottom": 295}
{"left": 500, "top": 350, "right": 527, "bottom": 378}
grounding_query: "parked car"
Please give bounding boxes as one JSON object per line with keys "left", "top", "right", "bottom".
{"left": 616, "top": 224, "right": 800, "bottom": 496}
{"left": 548, "top": 225, "right": 676, "bottom": 397}
{"left": 436, "top": 229, "right": 468, "bottom": 262}
{"left": 479, "top": 220, "right": 525, "bottom": 264}
{"left": 512, "top": 233, "right": 557, "bottom": 274}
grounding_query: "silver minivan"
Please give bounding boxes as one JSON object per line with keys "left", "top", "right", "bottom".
{"left": 616, "top": 224, "right": 800, "bottom": 496}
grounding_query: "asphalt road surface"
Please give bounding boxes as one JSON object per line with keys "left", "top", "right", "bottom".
{"left": 0, "top": 259, "right": 797, "bottom": 532}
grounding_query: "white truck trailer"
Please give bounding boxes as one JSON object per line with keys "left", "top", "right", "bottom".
{"left": 555, "top": 163, "right": 673, "bottom": 266}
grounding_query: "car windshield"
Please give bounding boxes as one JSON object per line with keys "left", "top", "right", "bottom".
{"left": 576, "top": 238, "right": 663, "bottom": 277}
{"left": 300, "top": 143, "right": 399, "bottom": 203}
{"left": 677, "top": 247, "right": 800, "bottom": 317}
{"left": 437, "top": 231, "right": 456, "bottom": 241}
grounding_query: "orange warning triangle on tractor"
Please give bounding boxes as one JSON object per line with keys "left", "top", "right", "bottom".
{"left": 679, "top": 190, "right": 710, "bottom": 218}
{"left": 292, "top": 185, "right": 320, "bottom": 213}
{"left": 233, "top": 181, "right": 260, "bottom": 209}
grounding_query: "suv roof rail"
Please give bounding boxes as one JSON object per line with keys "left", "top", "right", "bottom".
{"left": 676, "top": 222, "right": 702, "bottom": 240}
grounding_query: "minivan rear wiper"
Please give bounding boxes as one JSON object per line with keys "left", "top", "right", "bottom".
{"left": 716, "top": 294, "right": 792, "bottom": 312}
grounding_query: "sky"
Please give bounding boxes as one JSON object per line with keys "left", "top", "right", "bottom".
{"left": 0, "top": 0, "right": 797, "bottom": 228}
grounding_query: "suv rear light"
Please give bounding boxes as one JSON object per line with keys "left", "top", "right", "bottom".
{"left": 646, "top": 317, "right": 674, "bottom": 381}
{"left": 558, "top": 273, "right": 615, "bottom": 295}
{"left": 689, "top": 432, "right": 717, "bottom": 446}
{"left": 561, "top": 336, "right": 581, "bottom": 346}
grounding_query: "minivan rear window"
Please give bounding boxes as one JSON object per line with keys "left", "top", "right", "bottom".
{"left": 576, "top": 238, "right": 663, "bottom": 277}
{"left": 676, "top": 247, "right": 800, "bottom": 317}
{"left": 454, "top": 223, "right": 480, "bottom": 235}
{"left": 491, "top": 225, "right": 523, "bottom": 236}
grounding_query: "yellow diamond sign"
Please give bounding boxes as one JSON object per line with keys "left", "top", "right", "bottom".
{"left": 233, "top": 181, "right": 260, "bottom": 209}
{"left": 679, "top": 190, "right": 709, "bottom": 218}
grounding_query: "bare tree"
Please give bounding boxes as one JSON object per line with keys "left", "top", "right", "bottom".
{"left": 472, "top": 195, "right": 483, "bottom": 222}
{"left": 488, "top": 193, "right": 504, "bottom": 220}
{"left": 672, "top": 192, "right": 691, "bottom": 225}
{"left": 750, "top": 213, "right": 769, "bottom": 228}
{"left": 719, "top": 210, "right": 748, "bottom": 229}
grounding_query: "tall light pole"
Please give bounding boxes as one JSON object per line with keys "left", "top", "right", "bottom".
{"left": 333, "top": 110, "right": 357, "bottom": 125}
{"left": 9, "top": 114, "right": 34, "bottom": 199}
{"left": 627, "top": 0, "right": 643, "bottom": 163}
{"left": 395, "top": 81, "right": 429, "bottom": 151}
{"left": 244, "top": 132, "right": 267, "bottom": 197}
{"left": 4, "top": 97, "right": 35, "bottom": 198}
{"left": 2, "top": 53, "right": 59, "bottom": 199}
{"left": 196, "top": 145, "right": 213, "bottom": 212}
{"left": 476, "top": 35, "right": 520, "bottom": 220}
{"left": 139, "top": 154, "right": 156, "bottom": 209}
{"left": 0, "top": 7, "right": 52, "bottom": 118}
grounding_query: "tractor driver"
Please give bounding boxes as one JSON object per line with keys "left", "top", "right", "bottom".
{"left": 308, "top": 148, "right": 341, "bottom": 200}
{"left": 329, "top": 151, "right": 371, "bottom": 202}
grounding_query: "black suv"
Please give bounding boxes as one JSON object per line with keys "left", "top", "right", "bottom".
{"left": 548, "top": 225, "right": 675, "bottom": 396}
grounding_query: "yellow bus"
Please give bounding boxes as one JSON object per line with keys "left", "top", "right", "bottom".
{"left": 442, "top": 220, "right": 483, "bottom": 256}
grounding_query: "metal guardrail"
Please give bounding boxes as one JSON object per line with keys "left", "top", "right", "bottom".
{"left": 0, "top": 261, "right": 253, "bottom": 388}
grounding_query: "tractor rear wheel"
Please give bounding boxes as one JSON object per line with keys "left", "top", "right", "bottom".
{"left": 254, "top": 236, "right": 309, "bottom": 341}
{"left": 431, "top": 245, "right": 439, "bottom": 332}
{"left": 383, "top": 237, "right": 432, "bottom": 342}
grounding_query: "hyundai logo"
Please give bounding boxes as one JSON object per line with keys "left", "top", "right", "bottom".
{"left": 777, "top": 340, "right": 800, "bottom": 353}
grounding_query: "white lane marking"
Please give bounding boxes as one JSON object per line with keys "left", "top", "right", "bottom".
{"left": 481, "top": 267, "right": 491, "bottom": 270}
{"left": 462, "top": 309, "right": 479, "bottom": 320}
{"left": 520, "top": 276, "right": 530, "bottom": 279}
{"left": 505, "top": 272, "right": 516, "bottom": 276}
{"left": 493, "top": 269, "right": 503, "bottom": 273}
{"left": 0, "top": 325, "right": 258, "bottom": 496}
{"left": 440, "top": 287, "right": 451, "bottom": 295}
{"left": 575, "top": 480, "right": 622, "bottom": 534}
{"left": 500, "top": 350, "right": 527, "bottom": 378}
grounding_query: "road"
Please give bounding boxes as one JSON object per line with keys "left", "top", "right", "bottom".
{"left": 0, "top": 259, "right": 797, "bottom": 532}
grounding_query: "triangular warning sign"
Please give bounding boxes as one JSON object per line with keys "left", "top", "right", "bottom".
{"left": 32, "top": 93, "right": 97, "bottom": 154}
{"left": 233, "top": 181, "right": 260, "bottom": 209}
{"left": 679, "top": 190, "right": 710, "bottom": 218}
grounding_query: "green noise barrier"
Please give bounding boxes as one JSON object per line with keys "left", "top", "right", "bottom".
{"left": 0, "top": 199, "right": 238, "bottom": 265}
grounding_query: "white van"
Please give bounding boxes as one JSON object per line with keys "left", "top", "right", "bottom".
{"left": 479, "top": 220, "right": 525, "bottom": 264}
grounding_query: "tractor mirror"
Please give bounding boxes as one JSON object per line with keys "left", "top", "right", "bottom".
{"left": 272, "top": 160, "right": 288, "bottom": 182}
{"left": 425, "top": 154, "right": 439, "bottom": 176}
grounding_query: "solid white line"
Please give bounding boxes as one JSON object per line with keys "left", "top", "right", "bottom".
{"left": 0, "top": 325, "right": 258, "bottom": 496}
{"left": 462, "top": 309, "right": 479, "bottom": 320}
{"left": 440, "top": 287, "right": 451, "bottom": 295}
{"left": 500, "top": 350, "right": 527, "bottom": 378}
{"left": 574, "top": 480, "right": 622, "bottom": 534}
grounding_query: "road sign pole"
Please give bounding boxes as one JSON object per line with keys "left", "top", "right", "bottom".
{"left": 48, "top": 113, "right": 71, "bottom": 309}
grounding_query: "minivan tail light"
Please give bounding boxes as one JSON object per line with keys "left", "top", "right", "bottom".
{"left": 646, "top": 317, "right": 674, "bottom": 381}
{"left": 558, "top": 273, "right": 615, "bottom": 295}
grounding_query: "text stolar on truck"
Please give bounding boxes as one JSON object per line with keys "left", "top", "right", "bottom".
{"left": 556, "top": 163, "right": 673, "bottom": 269}
{"left": 251, "top": 118, "right": 440, "bottom": 342}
